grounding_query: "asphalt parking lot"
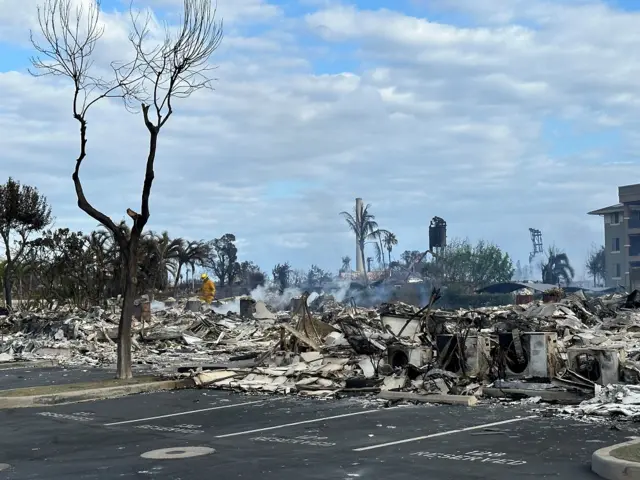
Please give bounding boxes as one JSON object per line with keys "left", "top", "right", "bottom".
{"left": 0, "top": 385, "right": 632, "bottom": 480}
{"left": 0, "top": 367, "right": 114, "bottom": 391}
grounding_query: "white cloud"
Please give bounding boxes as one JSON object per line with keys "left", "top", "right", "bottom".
{"left": 0, "top": 0, "right": 638, "bottom": 276}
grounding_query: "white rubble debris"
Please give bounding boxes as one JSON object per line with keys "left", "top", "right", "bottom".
{"left": 560, "top": 384, "right": 640, "bottom": 418}
{"left": 1, "top": 288, "right": 640, "bottom": 415}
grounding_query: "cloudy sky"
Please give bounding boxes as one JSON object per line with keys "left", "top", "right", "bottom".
{"left": 1, "top": 0, "right": 638, "bottom": 278}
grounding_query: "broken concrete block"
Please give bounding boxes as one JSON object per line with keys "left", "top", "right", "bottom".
{"left": 300, "top": 352, "right": 323, "bottom": 363}
{"left": 378, "top": 391, "right": 478, "bottom": 406}
{"left": 324, "top": 331, "right": 349, "bottom": 347}
{"left": 381, "top": 374, "right": 407, "bottom": 391}
{"left": 254, "top": 301, "right": 275, "bottom": 320}
{"left": 33, "top": 347, "right": 72, "bottom": 358}
{"left": 358, "top": 357, "right": 376, "bottom": 378}
{"left": 0, "top": 352, "right": 13, "bottom": 362}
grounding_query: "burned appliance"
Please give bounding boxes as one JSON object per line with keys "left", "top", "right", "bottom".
{"left": 387, "top": 344, "right": 432, "bottom": 369}
{"left": 436, "top": 334, "right": 490, "bottom": 378}
{"left": 381, "top": 314, "right": 421, "bottom": 339}
{"left": 567, "top": 347, "right": 625, "bottom": 386}
{"left": 497, "top": 331, "right": 558, "bottom": 380}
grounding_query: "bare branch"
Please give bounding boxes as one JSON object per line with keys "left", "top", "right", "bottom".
{"left": 129, "top": 0, "right": 223, "bottom": 129}
{"left": 29, "top": 0, "right": 146, "bottom": 247}
{"left": 127, "top": 0, "right": 223, "bottom": 232}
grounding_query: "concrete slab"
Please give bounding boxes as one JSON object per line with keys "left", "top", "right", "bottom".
{"left": 0, "top": 389, "right": 634, "bottom": 479}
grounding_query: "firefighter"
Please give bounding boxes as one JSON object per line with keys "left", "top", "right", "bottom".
{"left": 200, "top": 273, "right": 216, "bottom": 304}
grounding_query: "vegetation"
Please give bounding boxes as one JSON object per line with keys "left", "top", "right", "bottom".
{"left": 427, "top": 239, "right": 514, "bottom": 291}
{"left": 340, "top": 203, "right": 382, "bottom": 275}
{"left": 340, "top": 203, "right": 395, "bottom": 275}
{"left": 540, "top": 246, "right": 575, "bottom": 285}
{"left": 0, "top": 178, "right": 52, "bottom": 309}
{"left": 395, "top": 238, "right": 514, "bottom": 292}
{"left": 1, "top": 225, "right": 264, "bottom": 309}
{"left": 29, "top": 0, "right": 223, "bottom": 378}
{"left": 586, "top": 244, "right": 606, "bottom": 287}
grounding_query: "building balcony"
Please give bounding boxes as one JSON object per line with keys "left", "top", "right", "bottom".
{"left": 629, "top": 217, "right": 640, "bottom": 229}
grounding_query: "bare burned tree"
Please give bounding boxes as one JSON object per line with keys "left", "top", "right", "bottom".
{"left": 29, "top": 0, "right": 223, "bottom": 378}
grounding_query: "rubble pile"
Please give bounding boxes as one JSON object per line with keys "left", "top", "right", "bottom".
{"left": 0, "top": 298, "right": 281, "bottom": 370}
{"left": 1, "top": 288, "right": 640, "bottom": 412}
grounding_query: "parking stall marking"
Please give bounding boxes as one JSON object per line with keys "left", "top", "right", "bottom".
{"left": 353, "top": 416, "right": 537, "bottom": 451}
{"left": 104, "top": 399, "right": 274, "bottom": 426}
{"left": 36, "top": 411, "right": 95, "bottom": 422}
{"left": 134, "top": 423, "right": 205, "bottom": 435}
{"left": 410, "top": 450, "right": 527, "bottom": 466}
{"left": 215, "top": 407, "right": 401, "bottom": 438}
{"left": 251, "top": 435, "right": 336, "bottom": 447}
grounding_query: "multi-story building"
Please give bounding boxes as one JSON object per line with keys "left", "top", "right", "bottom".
{"left": 588, "top": 183, "right": 640, "bottom": 290}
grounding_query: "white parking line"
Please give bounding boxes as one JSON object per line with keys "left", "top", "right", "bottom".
{"left": 353, "top": 416, "right": 537, "bottom": 451}
{"left": 215, "top": 408, "right": 400, "bottom": 438}
{"left": 104, "top": 400, "right": 272, "bottom": 426}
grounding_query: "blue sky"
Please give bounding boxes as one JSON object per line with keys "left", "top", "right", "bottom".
{"left": 1, "top": 0, "right": 640, "bottom": 279}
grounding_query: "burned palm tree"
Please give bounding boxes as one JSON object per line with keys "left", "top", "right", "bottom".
{"left": 540, "top": 246, "right": 575, "bottom": 285}
{"left": 340, "top": 203, "right": 378, "bottom": 279}
{"left": 173, "top": 239, "right": 210, "bottom": 294}
{"left": 340, "top": 255, "right": 351, "bottom": 274}
{"left": 383, "top": 232, "right": 398, "bottom": 266}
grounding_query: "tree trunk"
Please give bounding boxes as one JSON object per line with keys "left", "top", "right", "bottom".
{"left": 116, "top": 242, "right": 138, "bottom": 379}
{"left": 359, "top": 240, "right": 368, "bottom": 283}
{"left": 2, "top": 267, "right": 12, "bottom": 310}
{"left": 174, "top": 262, "right": 183, "bottom": 295}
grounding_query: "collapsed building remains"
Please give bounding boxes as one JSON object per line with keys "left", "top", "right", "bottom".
{"left": 2, "top": 288, "right": 640, "bottom": 419}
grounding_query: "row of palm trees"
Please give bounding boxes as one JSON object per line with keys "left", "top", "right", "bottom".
{"left": 90, "top": 220, "right": 212, "bottom": 294}
{"left": 340, "top": 203, "right": 398, "bottom": 275}
{"left": 3, "top": 222, "right": 214, "bottom": 308}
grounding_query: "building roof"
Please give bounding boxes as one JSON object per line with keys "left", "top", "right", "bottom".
{"left": 476, "top": 282, "right": 620, "bottom": 294}
{"left": 587, "top": 203, "right": 623, "bottom": 215}
{"left": 477, "top": 282, "right": 558, "bottom": 294}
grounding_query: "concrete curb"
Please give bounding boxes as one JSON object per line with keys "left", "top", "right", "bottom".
{"left": 0, "top": 378, "right": 195, "bottom": 409}
{"left": 0, "top": 360, "right": 59, "bottom": 370}
{"left": 593, "top": 440, "right": 640, "bottom": 480}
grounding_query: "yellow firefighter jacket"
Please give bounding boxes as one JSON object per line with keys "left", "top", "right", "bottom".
{"left": 200, "top": 279, "right": 216, "bottom": 304}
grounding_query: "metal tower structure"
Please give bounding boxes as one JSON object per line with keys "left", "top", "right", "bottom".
{"left": 528, "top": 228, "right": 543, "bottom": 264}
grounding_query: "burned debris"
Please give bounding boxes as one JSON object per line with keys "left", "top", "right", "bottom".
{"left": 3, "top": 287, "right": 640, "bottom": 416}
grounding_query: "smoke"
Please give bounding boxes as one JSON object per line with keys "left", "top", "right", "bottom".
{"left": 212, "top": 298, "right": 240, "bottom": 314}
{"left": 239, "top": 279, "right": 354, "bottom": 311}
{"left": 332, "top": 280, "right": 351, "bottom": 303}
{"left": 251, "top": 284, "right": 304, "bottom": 310}
{"left": 211, "top": 277, "right": 408, "bottom": 314}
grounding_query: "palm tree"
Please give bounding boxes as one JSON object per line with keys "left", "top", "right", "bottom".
{"left": 340, "top": 203, "right": 379, "bottom": 278}
{"left": 145, "top": 231, "right": 182, "bottom": 292}
{"left": 540, "top": 246, "right": 575, "bottom": 285}
{"left": 586, "top": 245, "right": 606, "bottom": 287}
{"left": 340, "top": 256, "right": 351, "bottom": 274}
{"left": 95, "top": 221, "right": 130, "bottom": 297}
{"left": 272, "top": 262, "right": 291, "bottom": 293}
{"left": 383, "top": 232, "right": 398, "bottom": 266}
{"left": 173, "top": 240, "right": 210, "bottom": 295}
